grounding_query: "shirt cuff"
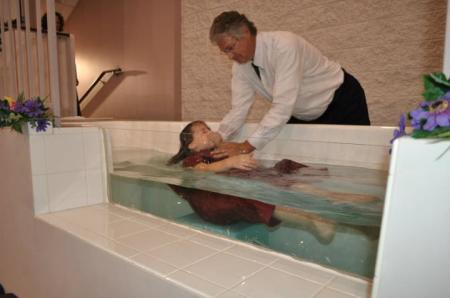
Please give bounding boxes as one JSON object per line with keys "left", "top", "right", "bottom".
{"left": 247, "top": 136, "right": 269, "bottom": 150}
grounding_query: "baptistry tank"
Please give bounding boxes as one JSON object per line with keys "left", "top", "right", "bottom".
{"left": 99, "top": 121, "right": 393, "bottom": 278}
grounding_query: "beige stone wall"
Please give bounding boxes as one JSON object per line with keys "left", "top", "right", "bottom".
{"left": 182, "top": 0, "right": 447, "bottom": 126}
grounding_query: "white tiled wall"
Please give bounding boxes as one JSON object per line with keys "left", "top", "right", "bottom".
{"left": 28, "top": 126, "right": 107, "bottom": 213}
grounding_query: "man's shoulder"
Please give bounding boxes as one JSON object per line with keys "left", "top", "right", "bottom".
{"left": 261, "top": 31, "right": 300, "bottom": 41}
{"left": 260, "top": 31, "right": 304, "bottom": 49}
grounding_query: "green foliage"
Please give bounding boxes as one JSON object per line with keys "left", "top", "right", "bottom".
{"left": 411, "top": 127, "right": 450, "bottom": 140}
{"left": 391, "top": 72, "right": 450, "bottom": 145}
{"left": 422, "top": 72, "right": 450, "bottom": 102}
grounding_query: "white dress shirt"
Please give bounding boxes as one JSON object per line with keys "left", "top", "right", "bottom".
{"left": 218, "top": 31, "right": 344, "bottom": 149}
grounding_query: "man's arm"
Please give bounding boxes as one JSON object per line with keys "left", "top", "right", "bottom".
{"left": 247, "top": 37, "right": 304, "bottom": 150}
{"left": 217, "top": 66, "right": 256, "bottom": 141}
{"left": 213, "top": 42, "right": 303, "bottom": 156}
{"left": 209, "top": 65, "right": 257, "bottom": 158}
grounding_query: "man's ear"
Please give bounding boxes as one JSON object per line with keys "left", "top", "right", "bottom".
{"left": 188, "top": 143, "right": 195, "bottom": 150}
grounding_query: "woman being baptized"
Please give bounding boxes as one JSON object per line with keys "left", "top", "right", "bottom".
{"left": 166, "top": 120, "right": 344, "bottom": 243}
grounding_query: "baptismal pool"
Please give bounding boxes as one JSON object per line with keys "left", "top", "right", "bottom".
{"left": 109, "top": 149, "right": 387, "bottom": 278}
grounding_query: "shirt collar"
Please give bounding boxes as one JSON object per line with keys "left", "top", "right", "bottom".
{"left": 252, "top": 33, "right": 263, "bottom": 69}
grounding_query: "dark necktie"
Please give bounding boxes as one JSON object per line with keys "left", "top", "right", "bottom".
{"left": 251, "top": 63, "right": 261, "bottom": 80}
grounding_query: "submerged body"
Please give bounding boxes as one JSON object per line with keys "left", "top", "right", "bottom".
{"left": 173, "top": 149, "right": 346, "bottom": 242}
{"left": 175, "top": 154, "right": 310, "bottom": 227}
{"left": 168, "top": 121, "right": 379, "bottom": 242}
{"left": 169, "top": 184, "right": 280, "bottom": 226}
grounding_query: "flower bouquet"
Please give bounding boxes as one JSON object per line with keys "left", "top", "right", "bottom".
{"left": 0, "top": 94, "right": 53, "bottom": 133}
{"left": 392, "top": 72, "right": 450, "bottom": 142}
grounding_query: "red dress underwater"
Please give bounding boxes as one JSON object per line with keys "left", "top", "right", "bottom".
{"left": 169, "top": 150, "right": 312, "bottom": 227}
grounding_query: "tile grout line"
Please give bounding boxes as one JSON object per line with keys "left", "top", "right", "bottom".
{"left": 49, "top": 212, "right": 143, "bottom": 254}
{"left": 107, "top": 225, "right": 153, "bottom": 240}
{"left": 158, "top": 241, "right": 230, "bottom": 272}
{"left": 311, "top": 275, "right": 337, "bottom": 298}
{"left": 81, "top": 130, "right": 90, "bottom": 206}
{"left": 214, "top": 257, "right": 280, "bottom": 297}
{"left": 115, "top": 228, "right": 182, "bottom": 249}
{"left": 163, "top": 271, "right": 227, "bottom": 298}
{"left": 126, "top": 215, "right": 168, "bottom": 229}
{"left": 42, "top": 135, "right": 51, "bottom": 212}
{"left": 98, "top": 129, "right": 110, "bottom": 204}
{"left": 155, "top": 243, "right": 243, "bottom": 288}
{"left": 126, "top": 234, "right": 224, "bottom": 278}
{"left": 266, "top": 262, "right": 337, "bottom": 287}
{"left": 38, "top": 215, "right": 139, "bottom": 259}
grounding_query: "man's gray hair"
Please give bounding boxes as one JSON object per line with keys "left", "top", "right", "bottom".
{"left": 209, "top": 11, "right": 257, "bottom": 44}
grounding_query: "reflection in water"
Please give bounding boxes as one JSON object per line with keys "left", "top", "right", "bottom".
{"left": 110, "top": 148, "right": 387, "bottom": 277}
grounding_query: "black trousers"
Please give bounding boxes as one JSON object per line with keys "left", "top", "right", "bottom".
{"left": 288, "top": 70, "right": 370, "bottom": 125}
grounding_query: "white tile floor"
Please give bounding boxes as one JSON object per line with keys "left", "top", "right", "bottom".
{"left": 37, "top": 203, "right": 372, "bottom": 298}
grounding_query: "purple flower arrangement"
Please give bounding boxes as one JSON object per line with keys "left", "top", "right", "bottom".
{"left": 0, "top": 94, "right": 53, "bottom": 133}
{"left": 392, "top": 72, "right": 450, "bottom": 143}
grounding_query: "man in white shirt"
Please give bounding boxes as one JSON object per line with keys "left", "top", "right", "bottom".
{"left": 207, "top": 11, "right": 370, "bottom": 158}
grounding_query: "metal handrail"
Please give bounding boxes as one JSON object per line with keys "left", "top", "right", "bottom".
{"left": 78, "top": 68, "right": 122, "bottom": 104}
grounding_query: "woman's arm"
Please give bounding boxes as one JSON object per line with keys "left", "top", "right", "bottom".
{"left": 211, "top": 141, "right": 255, "bottom": 159}
{"left": 193, "top": 154, "right": 257, "bottom": 172}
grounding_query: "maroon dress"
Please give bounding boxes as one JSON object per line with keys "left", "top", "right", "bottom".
{"left": 169, "top": 150, "right": 311, "bottom": 227}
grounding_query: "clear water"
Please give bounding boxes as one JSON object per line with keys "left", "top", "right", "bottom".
{"left": 110, "top": 148, "right": 387, "bottom": 277}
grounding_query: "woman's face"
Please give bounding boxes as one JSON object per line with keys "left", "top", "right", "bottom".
{"left": 188, "top": 122, "right": 215, "bottom": 152}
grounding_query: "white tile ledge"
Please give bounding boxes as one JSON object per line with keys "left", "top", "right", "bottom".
{"left": 37, "top": 203, "right": 372, "bottom": 298}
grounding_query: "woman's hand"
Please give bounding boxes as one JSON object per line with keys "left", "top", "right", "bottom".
{"left": 226, "top": 153, "right": 258, "bottom": 171}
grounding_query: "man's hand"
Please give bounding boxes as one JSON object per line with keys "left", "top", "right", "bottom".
{"left": 211, "top": 141, "right": 255, "bottom": 158}
{"left": 206, "top": 131, "right": 223, "bottom": 147}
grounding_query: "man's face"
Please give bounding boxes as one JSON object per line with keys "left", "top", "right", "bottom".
{"left": 216, "top": 27, "right": 255, "bottom": 64}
